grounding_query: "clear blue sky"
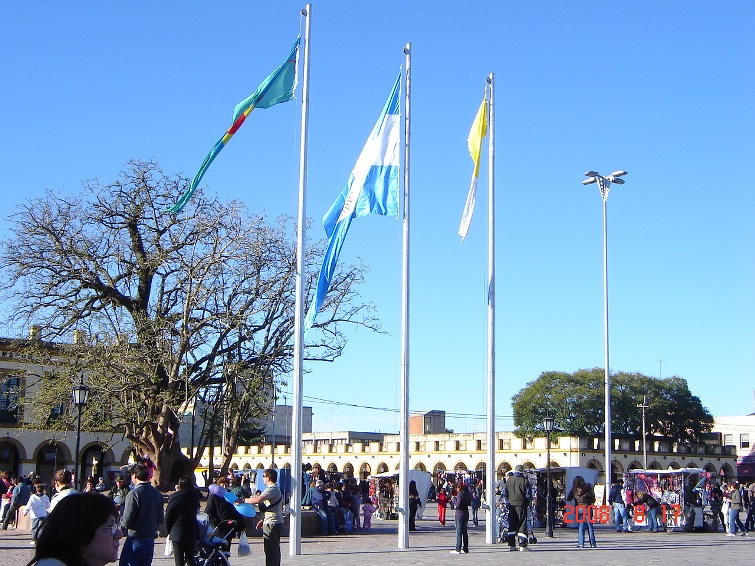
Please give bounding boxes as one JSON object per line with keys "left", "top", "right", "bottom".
{"left": 1, "top": 2, "right": 753, "bottom": 434}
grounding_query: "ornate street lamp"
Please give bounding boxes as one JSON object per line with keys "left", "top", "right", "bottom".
{"left": 72, "top": 374, "right": 90, "bottom": 490}
{"left": 543, "top": 416, "right": 555, "bottom": 538}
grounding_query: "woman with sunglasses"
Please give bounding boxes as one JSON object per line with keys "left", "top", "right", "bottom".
{"left": 26, "top": 492, "right": 122, "bottom": 566}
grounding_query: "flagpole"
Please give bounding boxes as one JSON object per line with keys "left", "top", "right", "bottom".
{"left": 289, "top": 3, "right": 311, "bottom": 557}
{"left": 485, "top": 72, "right": 496, "bottom": 545}
{"left": 398, "top": 42, "right": 411, "bottom": 550}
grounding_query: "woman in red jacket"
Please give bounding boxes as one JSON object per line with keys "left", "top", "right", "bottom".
{"left": 437, "top": 486, "right": 450, "bottom": 526}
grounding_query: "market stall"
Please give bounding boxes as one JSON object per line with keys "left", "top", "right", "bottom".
{"left": 625, "top": 468, "right": 712, "bottom": 531}
{"left": 532, "top": 466, "right": 599, "bottom": 529}
{"left": 368, "top": 470, "right": 432, "bottom": 520}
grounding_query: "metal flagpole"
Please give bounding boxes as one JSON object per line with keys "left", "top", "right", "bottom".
{"left": 398, "top": 42, "right": 411, "bottom": 550}
{"left": 289, "top": 3, "right": 311, "bottom": 556}
{"left": 485, "top": 72, "right": 496, "bottom": 545}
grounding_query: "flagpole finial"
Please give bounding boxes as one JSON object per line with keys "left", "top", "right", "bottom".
{"left": 403, "top": 43, "right": 411, "bottom": 54}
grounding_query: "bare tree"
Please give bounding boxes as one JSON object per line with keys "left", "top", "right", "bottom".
{"left": 1, "top": 159, "right": 380, "bottom": 489}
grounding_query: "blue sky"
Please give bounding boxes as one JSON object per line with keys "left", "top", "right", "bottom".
{"left": 1, "top": 2, "right": 753, "bottom": 434}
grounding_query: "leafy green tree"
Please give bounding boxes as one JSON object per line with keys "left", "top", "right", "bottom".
{"left": 511, "top": 368, "right": 713, "bottom": 443}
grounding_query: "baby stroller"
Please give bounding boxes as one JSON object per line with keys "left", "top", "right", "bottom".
{"left": 195, "top": 518, "right": 237, "bottom": 566}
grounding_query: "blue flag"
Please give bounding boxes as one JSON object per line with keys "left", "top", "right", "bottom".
{"left": 305, "top": 74, "right": 401, "bottom": 330}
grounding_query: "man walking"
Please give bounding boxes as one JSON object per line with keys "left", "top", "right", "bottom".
{"left": 120, "top": 462, "right": 164, "bottom": 566}
{"left": 503, "top": 464, "right": 532, "bottom": 551}
{"left": 245, "top": 468, "right": 283, "bottom": 566}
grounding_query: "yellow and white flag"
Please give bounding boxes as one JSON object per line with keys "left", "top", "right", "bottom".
{"left": 458, "top": 97, "right": 488, "bottom": 240}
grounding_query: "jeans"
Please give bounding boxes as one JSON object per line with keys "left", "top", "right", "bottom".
{"left": 1, "top": 503, "right": 20, "bottom": 529}
{"left": 647, "top": 506, "right": 661, "bottom": 532}
{"left": 577, "top": 506, "right": 596, "bottom": 547}
{"left": 263, "top": 522, "right": 282, "bottom": 566}
{"left": 728, "top": 508, "right": 745, "bottom": 534}
{"left": 119, "top": 537, "right": 155, "bottom": 566}
{"left": 454, "top": 515, "right": 469, "bottom": 552}
{"left": 31, "top": 517, "right": 45, "bottom": 541}
{"left": 745, "top": 502, "right": 755, "bottom": 531}
{"left": 613, "top": 503, "right": 628, "bottom": 531}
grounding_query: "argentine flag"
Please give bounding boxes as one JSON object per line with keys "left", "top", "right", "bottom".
{"left": 305, "top": 74, "right": 401, "bottom": 330}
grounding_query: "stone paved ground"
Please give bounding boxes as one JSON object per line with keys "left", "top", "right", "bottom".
{"left": 2, "top": 506, "right": 752, "bottom": 566}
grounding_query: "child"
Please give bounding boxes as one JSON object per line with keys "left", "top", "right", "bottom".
{"left": 362, "top": 498, "right": 376, "bottom": 529}
{"left": 23, "top": 483, "right": 49, "bottom": 545}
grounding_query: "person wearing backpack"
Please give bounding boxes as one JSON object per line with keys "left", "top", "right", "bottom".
{"left": 450, "top": 482, "right": 472, "bottom": 554}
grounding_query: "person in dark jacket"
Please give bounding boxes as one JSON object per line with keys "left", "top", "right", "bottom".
{"left": 205, "top": 477, "right": 246, "bottom": 545}
{"left": 408, "top": 480, "right": 421, "bottom": 531}
{"left": 120, "top": 463, "right": 165, "bottom": 566}
{"left": 165, "top": 476, "right": 200, "bottom": 566}
{"left": 567, "top": 475, "right": 597, "bottom": 548}
{"left": 635, "top": 490, "right": 663, "bottom": 532}
{"left": 450, "top": 482, "right": 471, "bottom": 554}
{"left": 503, "top": 465, "right": 533, "bottom": 551}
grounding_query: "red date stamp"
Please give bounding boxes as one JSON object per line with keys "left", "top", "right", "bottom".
{"left": 563, "top": 504, "right": 682, "bottom": 524}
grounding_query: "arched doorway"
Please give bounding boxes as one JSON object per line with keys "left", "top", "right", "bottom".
{"left": 37, "top": 442, "right": 68, "bottom": 484}
{"left": 343, "top": 463, "right": 354, "bottom": 479}
{"left": 0, "top": 440, "right": 21, "bottom": 477}
{"left": 81, "top": 444, "right": 111, "bottom": 484}
{"left": 360, "top": 463, "right": 371, "bottom": 479}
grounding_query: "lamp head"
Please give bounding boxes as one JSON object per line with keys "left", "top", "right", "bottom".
{"left": 584, "top": 171, "right": 599, "bottom": 177}
{"left": 582, "top": 178, "right": 597, "bottom": 185}
{"left": 610, "top": 170, "right": 628, "bottom": 177}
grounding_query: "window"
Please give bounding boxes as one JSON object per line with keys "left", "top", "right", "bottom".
{"left": 723, "top": 434, "right": 734, "bottom": 447}
{"left": 741, "top": 434, "right": 750, "bottom": 449}
{"left": 0, "top": 376, "right": 20, "bottom": 423}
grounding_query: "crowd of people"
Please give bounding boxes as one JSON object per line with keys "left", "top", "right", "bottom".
{"left": 3, "top": 459, "right": 755, "bottom": 564}
{"left": 709, "top": 479, "right": 754, "bottom": 536}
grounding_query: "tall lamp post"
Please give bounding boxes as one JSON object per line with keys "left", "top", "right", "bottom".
{"left": 582, "top": 169, "right": 627, "bottom": 500}
{"left": 72, "top": 374, "right": 90, "bottom": 490}
{"left": 544, "top": 416, "right": 555, "bottom": 538}
{"left": 637, "top": 395, "right": 649, "bottom": 469}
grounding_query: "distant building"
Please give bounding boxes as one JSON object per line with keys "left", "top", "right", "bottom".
{"left": 187, "top": 428, "right": 738, "bottom": 491}
{"left": 409, "top": 410, "right": 446, "bottom": 434}
{"left": 712, "top": 390, "right": 755, "bottom": 480}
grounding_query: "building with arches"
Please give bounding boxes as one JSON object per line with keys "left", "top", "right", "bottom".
{"left": 0, "top": 335, "right": 133, "bottom": 484}
{"left": 187, "top": 429, "right": 738, "bottom": 490}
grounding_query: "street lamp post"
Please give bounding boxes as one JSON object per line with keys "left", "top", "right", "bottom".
{"left": 72, "top": 374, "right": 90, "bottom": 491}
{"left": 637, "top": 395, "right": 649, "bottom": 469}
{"left": 544, "top": 416, "right": 555, "bottom": 538}
{"left": 582, "top": 169, "right": 627, "bottom": 500}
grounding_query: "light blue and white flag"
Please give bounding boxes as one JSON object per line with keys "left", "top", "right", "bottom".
{"left": 305, "top": 74, "right": 401, "bottom": 330}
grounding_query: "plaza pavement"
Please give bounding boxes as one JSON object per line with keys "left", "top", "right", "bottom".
{"left": 2, "top": 506, "right": 752, "bottom": 566}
